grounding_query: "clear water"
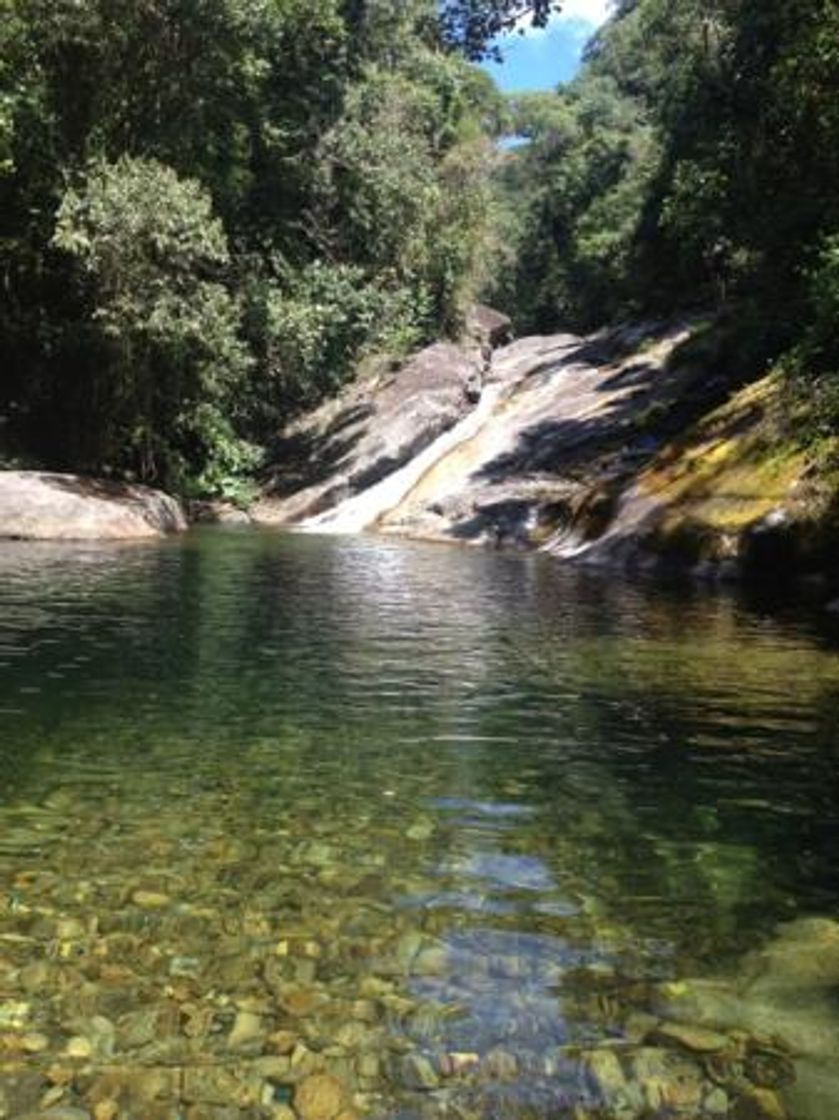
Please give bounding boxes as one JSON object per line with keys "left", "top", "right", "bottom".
{"left": 1, "top": 529, "right": 839, "bottom": 1120}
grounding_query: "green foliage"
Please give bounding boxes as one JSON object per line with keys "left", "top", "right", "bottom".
{"left": 0, "top": 0, "right": 509, "bottom": 494}
{"left": 803, "top": 235, "right": 839, "bottom": 373}
{"left": 491, "top": 75, "right": 659, "bottom": 330}
{"left": 53, "top": 156, "right": 252, "bottom": 487}
{"left": 312, "top": 54, "right": 498, "bottom": 332}
{"left": 437, "top": 0, "right": 558, "bottom": 61}
{"left": 489, "top": 0, "right": 839, "bottom": 436}
{"left": 782, "top": 234, "right": 839, "bottom": 450}
{"left": 247, "top": 262, "right": 429, "bottom": 415}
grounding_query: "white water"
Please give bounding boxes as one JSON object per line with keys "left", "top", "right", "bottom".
{"left": 300, "top": 383, "right": 504, "bottom": 535}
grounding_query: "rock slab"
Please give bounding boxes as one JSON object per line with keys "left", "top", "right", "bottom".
{"left": 252, "top": 342, "right": 483, "bottom": 526}
{"left": 0, "top": 471, "right": 187, "bottom": 540}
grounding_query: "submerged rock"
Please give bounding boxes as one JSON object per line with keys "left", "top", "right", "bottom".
{"left": 649, "top": 1021, "right": 730, "bottom": 1053}
{"left": 294, "top": 1073, "right": 349, "bottom": 1120}
{"left": 0, "top": 472, "right": 186, "bottom": 540}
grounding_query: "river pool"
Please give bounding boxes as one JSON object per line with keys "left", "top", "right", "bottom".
{"left": 1, "top": 529, "right": 839, "bottom": 1120}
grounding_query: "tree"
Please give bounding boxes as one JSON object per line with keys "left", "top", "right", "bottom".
{"left": 52, "top": 156, "right": 253, "bottom": 489}
{"left": 438, "top": 0, "right": 560, "bottom": 60}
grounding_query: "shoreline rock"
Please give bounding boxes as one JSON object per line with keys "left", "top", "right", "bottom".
{"left": 0, "top": 472, "right": 186, "bottom": 541}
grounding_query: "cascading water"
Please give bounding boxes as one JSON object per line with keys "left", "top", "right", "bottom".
{"left": 300, "top": 382, "right": 504, "bottom": 534}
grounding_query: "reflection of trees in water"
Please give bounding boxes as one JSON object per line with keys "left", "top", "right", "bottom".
{"left": 3, "top": 531, "right": 839, "bottom": 969}
{"left": 492, "top": 578, "right": 839, "bottom": 963}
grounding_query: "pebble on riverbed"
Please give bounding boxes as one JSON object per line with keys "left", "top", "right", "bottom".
{"left": 0, "top": 771, "right": 813, "bottom": 1120}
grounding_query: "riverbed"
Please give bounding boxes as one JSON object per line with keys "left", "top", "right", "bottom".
{"left": 1, "top": 529, "right": 838, "bottom": 1119}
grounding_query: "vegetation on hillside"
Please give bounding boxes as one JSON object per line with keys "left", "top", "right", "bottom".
{"left": 3, "top": 0, "right": 839, "bottom": 501}
{"left": 0, "top": 0, "right": 520, "bottom": 494}
{"left": 490, "top": 0, "right": 839, "bottom": 463}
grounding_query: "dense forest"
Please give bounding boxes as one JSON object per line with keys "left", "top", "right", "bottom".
{"left": 2, "top": 0, "right": 838, "bottom": 500}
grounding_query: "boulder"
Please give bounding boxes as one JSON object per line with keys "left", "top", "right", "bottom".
{"left": 0, "top": 471, "right": 186, "bottom": 540}
{"left": 465, "top": 304, "right": 513, "bottom": 351}
{"left": 189, "top": 499, "right": 252, "bottom": 526}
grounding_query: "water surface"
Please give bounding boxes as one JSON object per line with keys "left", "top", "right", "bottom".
{"left": 1, "top": 530, "right": 839, "bottom": 1119}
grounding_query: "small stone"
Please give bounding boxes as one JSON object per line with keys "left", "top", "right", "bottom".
{"left": 228, "top": 1010, "right": 265, "bottom": 1050}
{"left": 412, "top": 947, "right": 448, "bottom": 977}
{"left": 0, "top": 1000, "right": 30, "bottom": 1028}
{"left": 705, "top": 1087, "right": 730, "bottom": 1115}
{"left": 356, "top": 1053, "right": 380, "bottom": 1080}
{"left": 650, "top": 1021, "right": 730, "bottom": 1053}
{"left": 585, "top": 1049, "right": 627, "bottom": 1100}
{"left": 732, "top": 1088, "right": 787, "bottom": 1120}
{"left": 279, "top": 990, "right": 317, "bottom": 1017}
{"left": 131, "top": 890, "right": 171, "bottom": 909}
{"left": 290, "top": 1043, "right": 322, "bottom": 1076}
{"left": 484, "top": 1049, "right": 518, "bottom": 1079}
{"left": 406, "top": 821, "right": 434, "bottom": 842}
{"left": 66, "top": 1036, "right": 93, "bottom": 1059}
{"left": 252, "top": 1057, "right": 291, "bottom": 1079}
{"left": 182, "top": 1067, "right": 253, "bottom": 1107}
{"left": 395, "top": 932, "right": 423, "bottom": 969}
{"left": 623, "top": 1011, "right": 659, "bottom": 1043}
{"left": 447, "top": 1052, "right": 480, "bottom": 1076}
{"left": 19, "top": 962, "right": 51, "bottom": 992}
{"left": 349, "top": 1000, "right": 378, "bottom": 1023}
{"left": 169, "top": 955, "right": 201, "bottom": 978}
{"left": 88, "top": 1015, "right": 116, "bottom": 1058}
{"left": 294, "top": 1074, "right": 349, "bottom": 1120}
{"left": 22, "top": 1032, "right": 50, "bottom": 1053}
{"left": 269, "top": 1030, "right": 298, "bottom": 1055}
{"left": 93, "top": 1102, "right": 119, "bottom": 1120}
{"left": 402, "top": 1054, "right": 439, "bottom": 1090}
{"left": 57, "top": 918, "right": 87, "bottom": 940}
{"left": 334, "top": 1022, "right": 371, "bottom": 1049}
{"left": 46, "top": 1066, "right": 75, "bottom": 1087}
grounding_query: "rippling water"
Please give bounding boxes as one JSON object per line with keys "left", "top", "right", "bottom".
{"left": 2, "top": 529, "right": 839, "bottom": 1120}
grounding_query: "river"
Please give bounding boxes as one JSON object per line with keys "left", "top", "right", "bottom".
{"left": 1, "top": 528, "right": 838, "bottom": 1119}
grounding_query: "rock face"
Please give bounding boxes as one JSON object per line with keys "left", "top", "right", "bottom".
{"left": 254, "top": 315, "right": 815, "bottom": 579}
{"left": 0, "top": 472, "right": 187, "bottom": 540}
{"left": 252, "top": 341, "right": 483, "bottom": 526}
{"left": 379, "top": 323, "right": 708, "bottom": 548}
{"left": 189, "top": 499, "right": 252, "bottom": 526}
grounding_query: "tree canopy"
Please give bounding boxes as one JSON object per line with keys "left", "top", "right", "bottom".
{"left": 0, "top": 0, "right": 509, "bottom": 493}
{"left": 4, "top": 0, "right": 839, "bottom": 494}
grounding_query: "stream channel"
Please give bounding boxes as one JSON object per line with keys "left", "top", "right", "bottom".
{"left": 1, "top": 529, "right": 839, "bottom": 1119}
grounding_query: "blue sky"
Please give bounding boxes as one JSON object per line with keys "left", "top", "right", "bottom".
{"left": 482, "top": 1, "right": 613, "bottom": 93}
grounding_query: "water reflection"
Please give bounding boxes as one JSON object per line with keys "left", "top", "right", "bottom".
{"left": 1, "top": 530, "right": 839, "bottom": 1117}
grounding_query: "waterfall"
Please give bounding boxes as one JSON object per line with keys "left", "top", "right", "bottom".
{"left": 300, "top": 383, "right": 504, "bottom": 535}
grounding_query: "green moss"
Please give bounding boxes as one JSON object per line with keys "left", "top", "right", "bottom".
{"left": 639, "top": 374, "right": 807, "bottom": 537}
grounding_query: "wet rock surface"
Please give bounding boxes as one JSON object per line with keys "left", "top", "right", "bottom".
{"left": 269, "top": 318, "right": 734, "bottom": 559}
{"left": 266, "top": 317, "right": 814, "bottom": 581}
{"left": 378, "top": 324, "right": 708, "bottom": 548}
{"left": 0, "top": 473, "right": 186, "bottom": 541}
{"left": 252, "top": 342, "right": 484, "bottom": 527}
